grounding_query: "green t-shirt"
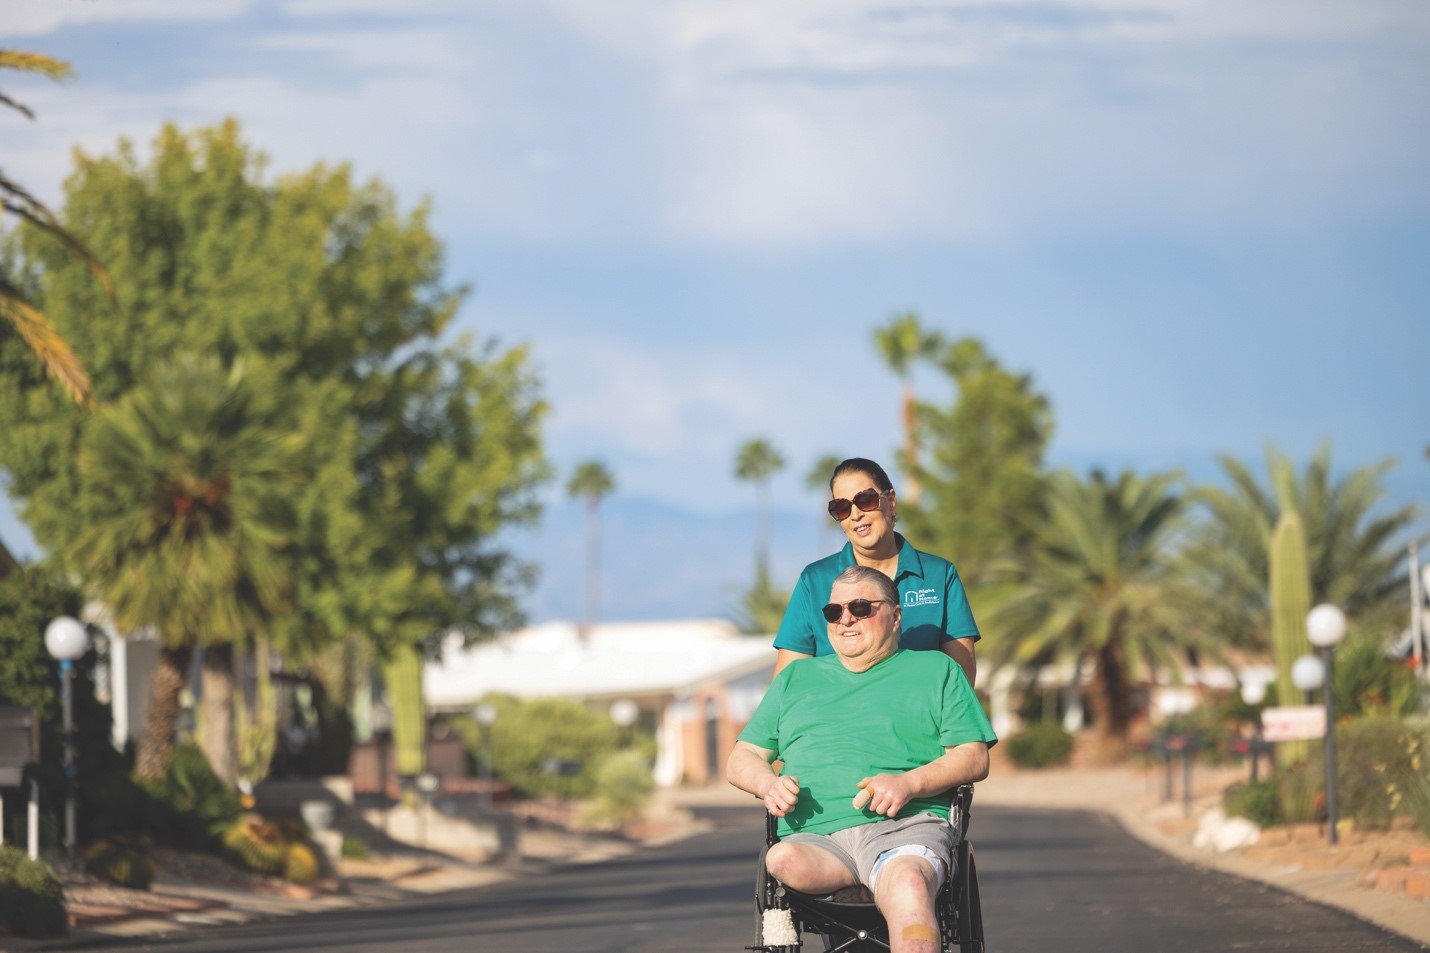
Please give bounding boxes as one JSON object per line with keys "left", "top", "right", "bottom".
{"left": 738, "top": 649, "right": 997, "bottom": 837}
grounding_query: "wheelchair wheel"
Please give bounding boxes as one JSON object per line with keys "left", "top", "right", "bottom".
{"left": 958, "top": 847, "right": 984, "bottom": 953}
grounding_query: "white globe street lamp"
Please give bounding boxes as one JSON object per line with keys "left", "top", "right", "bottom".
{"left": 44, "top": 616, "right": 87, "bottom": 866}
{"left": 1306, "top": 603, "right": 1347, "bottom": 845}
{"left": 1239, "top": 680, "right": 1267, "bottom": 707}
{"left": 1290, "top": 654, "right": 1324, "bottom": 694}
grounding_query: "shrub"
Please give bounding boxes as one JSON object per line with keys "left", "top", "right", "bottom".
{"left": 1004, "top": 722, "right": 1074, "bottom": 769}
{"left": 143, "top": 743, "right": 244, "bottom": 850}
{"left": 455, "top": 695, "right": 622, "bottom": 799}
{"left": 1335, "top": 716, "right": 1417, "bottom": 830}
{"left": 1223, "top": 779, "right": 1280, "bottom": 828}
{"left": 84, "top": 836, "right": 157, "bottom": 889}
{"left": 340, "top": 835, "right": 370, "bottom": 860}
{"left": 0, "top": 845, "right": 67, "bottom": 938}
{"left": 582, "top": 750, "right": 655, "bottom": 830}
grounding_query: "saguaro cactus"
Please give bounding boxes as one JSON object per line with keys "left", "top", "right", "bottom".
{"left": 384, "top": 642, "right": 427, "bottom": 779}
{"left": 1270, "top": 511, "right": 1312, "bottom": 767}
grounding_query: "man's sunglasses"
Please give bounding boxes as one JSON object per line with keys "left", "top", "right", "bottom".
{"left": 821, "top": 598, "right": 889, "bottom": 623}
{"left": 827, "top": 488, "right": 887, "bottom": 521}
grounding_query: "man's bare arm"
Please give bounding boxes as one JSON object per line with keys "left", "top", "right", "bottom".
{"left": 726, "top": 740, "right": 802, "bottom": 816}
{"left": 852, "top": 741, "right": 989, "bottom": 817}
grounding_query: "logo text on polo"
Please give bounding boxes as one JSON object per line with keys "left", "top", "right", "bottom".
{"left": 904, "top": 589, "right": 940, "bottom": 607}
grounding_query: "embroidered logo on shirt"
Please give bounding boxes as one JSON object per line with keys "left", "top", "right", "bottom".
{"left": 903, "top": 589, "right": 940, "bottom": 607}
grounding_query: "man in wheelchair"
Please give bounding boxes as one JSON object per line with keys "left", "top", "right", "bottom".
{"left": 727, "top": 565, "right": 997, "bottom": 953}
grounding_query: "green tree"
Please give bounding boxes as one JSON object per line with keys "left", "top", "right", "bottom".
{"left": 0, "top": 120, "right": 549, "bottom": 776}
{"left": 988, "top": 469, "right": 1210, "bottom": 763}
{"left": 873, "top": 312, "right": 944, "bottom": 501}
{"left": 805, "top": 453, "right": 843, "bottom": 544}
{"left": 902, "top": 337, "right": 1052, "bottom": 585}
{"left": 734, "top": 438, "right": 785, "bottom": 577}
{"left": 566, "top": 461, "right": 616, "bottom": 632}
{"left": 1180, "top": 442, "right": 1417, "bottom": 650}
{"left": 67, "top": 355, "right": 297, "bottom": 781}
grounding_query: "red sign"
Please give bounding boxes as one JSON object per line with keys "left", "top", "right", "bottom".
{"left": 1261, "top": 705, "right": 1326, "bottom": 742}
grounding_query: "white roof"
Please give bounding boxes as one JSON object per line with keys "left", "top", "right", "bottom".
{"left": 424, "top": 618, "right": 775, "bottom": 708}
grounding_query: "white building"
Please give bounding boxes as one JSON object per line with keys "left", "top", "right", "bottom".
{"left": 425, "top": 619, "right": 775, "bottom": 786}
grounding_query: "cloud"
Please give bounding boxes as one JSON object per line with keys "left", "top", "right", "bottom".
{"left": 0, "top": 0, "right": 255, "bottom": 37}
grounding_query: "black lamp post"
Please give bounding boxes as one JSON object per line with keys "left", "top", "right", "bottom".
{"left": 44, "top": 616, "right": 87, "bottom": 867}
{"left": 1306, "top": 603, "right": 1347, "bottom": 846}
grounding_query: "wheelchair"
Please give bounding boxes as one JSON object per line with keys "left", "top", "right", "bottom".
{"left": 748, "top": 785, "right": 984, "bottom": 953}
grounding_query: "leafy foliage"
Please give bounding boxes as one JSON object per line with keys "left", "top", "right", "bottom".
{"left": 0, "top": 119, "right": 549, "bottom": 773}
{"left": 1003, "top": 722, "right": 1074, "bottom": 769}
{"left": 734, "top": 437, "right": 786, "bottom": 576}
{"left": 903, "top": 337, "right": 1052, "bottom": 585}
{"left": 988, "top": 469, "right": 1213, "bottom": 762}
{"left": 582, "top": 750, "right": 655, "bottom": 831}
{"left": 456, "top": 695, "right": 621, "bottom": 799}
{"left": 0, "top": 845, "right": 67, "bottom": 938}
{"left": 84, "top": 836, "right": 157, "bottom": 889}
{"left": 140, "top": 743, "right": 244, "bottom": 850}
{"left": 1222, "top": 779, "right": 1280, "bottom": 827}
{"left": 1180, "top": 443, "right": 1417, "bottom": 651}
{"left": 1335, "top": 716, "right": 1427, "bottom": 833}
{"left": 0, "top": 46, "right": 104, "bottom": 404}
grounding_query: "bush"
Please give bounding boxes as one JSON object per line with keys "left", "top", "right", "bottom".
{"left": 340, "top": 835, "right": 370, "bottom": 860}
{"left": 1223, "top": 779, "right": 1280, "bottom": 827}
{"left": 0, "top": 845, "right": 67, "bottom": 938}
{"left": 143, "top": 743, "right": 244, "bottom": 850}
{"left": 1004, "top": 722, "right": 1074, "bottom": 769}
{"left": 454, "top": 695, "right": 622, "bottom": 799}
{"left": 84, "top": 836, "right": 157, "bottom": 890}
{"left": 582, "top": 750, "right": 655, "bottom": 830}
{"left": 1336, "top": 716, "right": 1415, "bottom": 830}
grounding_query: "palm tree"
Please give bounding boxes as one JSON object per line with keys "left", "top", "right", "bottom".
{"left": 734, "top": 438, "right": 786, "bottom": 577}
{"left": 67, "top": 354, "right": 296, "bottom": 781}
{"left": 989, "top": 469, "right": 1210, "bottom": 763}
{"left": 566, "top": 460, "right": 615, "bottom": 633}
{"left": 873, "top": 312, "right": 944, "bottom": 502}
{"left": 1181, "top": 442, "right": 1416, "bottom": 648}
{"left": 1, "top": 48, "right": 111, "bottom": 404}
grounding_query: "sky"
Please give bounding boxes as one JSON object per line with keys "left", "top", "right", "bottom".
{"left": 3, "top": 0, "right": 1429, "bottom": 621}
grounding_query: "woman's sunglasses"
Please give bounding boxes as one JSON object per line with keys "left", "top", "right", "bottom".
{"left": 827, "top": 488, "right": 886, "bottom": 521}
{"left": 821, "top": 598, "right": 888, "bottom": 623}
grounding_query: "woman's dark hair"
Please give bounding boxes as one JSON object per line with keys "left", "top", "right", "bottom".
{"left": 830, "top": 457, "right": 894, "bottom": 494}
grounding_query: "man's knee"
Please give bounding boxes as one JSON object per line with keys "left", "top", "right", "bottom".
{"left": 764, "top": 843, "right": 812, "bottom": 884}
{"left": 874, "top": 854, "right": 939, "bottom": 908}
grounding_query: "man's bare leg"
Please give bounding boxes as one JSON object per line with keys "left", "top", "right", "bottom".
{"left": 874, "top": 855, "right": 941, "bottom": 953}
{"left": 764, "top": 841, "right": 859, "bottom": 894}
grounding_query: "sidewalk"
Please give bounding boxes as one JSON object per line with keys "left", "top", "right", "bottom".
{"left": 4, "top": 764, "right": 1427, "bottom": 951}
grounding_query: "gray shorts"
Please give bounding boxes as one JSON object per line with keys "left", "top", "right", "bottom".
{"left": 782, "top": 813, "right": 956, "bottom": 894}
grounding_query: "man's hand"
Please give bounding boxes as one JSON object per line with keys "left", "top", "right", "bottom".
{"left": 761, "top": 775, "right": 801, "bottom": 817}
{"left": 851, "top": 773, "right": 916, "bottom": 817}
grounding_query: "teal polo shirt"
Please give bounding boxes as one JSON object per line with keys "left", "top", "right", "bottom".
{"left": 773, "top": 533, "right": 980, "bottom": 657}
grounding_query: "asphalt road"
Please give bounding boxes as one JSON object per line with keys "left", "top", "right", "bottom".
{"left": 90, "top": 804, "right": 1424, "bottom": 952}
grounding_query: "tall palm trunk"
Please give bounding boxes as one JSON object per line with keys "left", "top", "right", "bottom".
{"left": 135, "top": 644, "right": 193, "bottom": 782}
{"left": 199, "top": 643, "right": 236, "bottom": 784}
{"left": 1083, "top": 642, "right": 1132, "bottom": 764}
